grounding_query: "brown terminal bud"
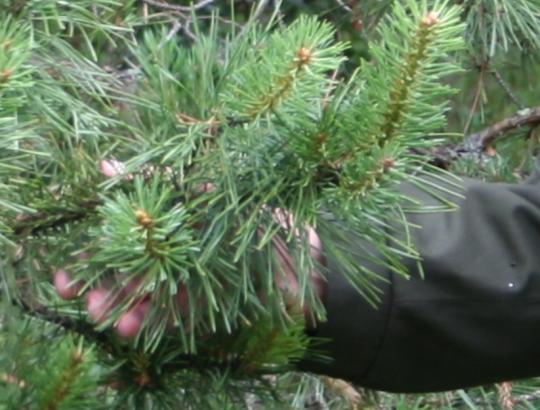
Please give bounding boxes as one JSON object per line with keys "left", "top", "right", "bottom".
{"left": 0, "top": 68, "right": 13, "bottom": 83}
{"left": 136, "top": 371, "right": 151, "bottom": 387}
{"left": 383, "top": 157, "right": 395, "bottom": 170}
{"left": 2, "top": 40, "right": 12, "bottom": 51}
{"left": 352, "top": 19, "right": 364, "bottom": 32}
{"left": 422, "top": 11, "right": 440, "bottom": 26}
{"left": 72, "top": 350, "right": 84, "bottom": 365}
{"left": 297, "top": 47, "right": 313, "bottom": 64}
{"left": 15, "top": 213, "right": 32, "bottom": 222}
{"left": 135, "top": 209, "right": 153, "bottom": 228}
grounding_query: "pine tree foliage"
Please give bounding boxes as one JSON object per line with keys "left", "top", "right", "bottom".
{"left": 463, "top": 0, "right": 540, "bottom": 58}
{"left": 0, "top": 0, "right": 539, "bottom": 408}
{"left": 0, "top": 302, "right": 104, "bottom": 409}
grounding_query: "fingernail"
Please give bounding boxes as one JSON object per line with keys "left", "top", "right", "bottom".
{"left": 115, "top": 309, "right": 143, "bottom": 338}
{"left": 100, "top": 159, "right": 125, "bottom": 178}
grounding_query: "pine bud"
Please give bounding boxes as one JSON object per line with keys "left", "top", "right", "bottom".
{"left": 297, "top": 47, "right": 313, "bottom": 64}
{"left": 136, "top": 371, "right": 151, "bottom": 387}
{"left": 382, "top": 157, "right": 395, "bottom": 170}
{"left": 72, "top": 350, "right": 84, "bottom": 365}
{"left": 422, "top": 12, "right": 440, "bottom": 26}
{"left": 0, "top": 68, "right": 12, "bottom": 83}
{"left": 135, "top": 209, "right": 153, "bottom": 228}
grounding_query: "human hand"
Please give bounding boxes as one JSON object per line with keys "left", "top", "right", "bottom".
{"left": 54, "top": 160, "right": 326, "bottom": 338}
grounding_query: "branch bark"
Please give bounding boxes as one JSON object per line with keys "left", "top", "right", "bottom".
{"left": 409, "top": 107, "right": 540, "bottom": 168}
{"left": 16, "top": 297, "right": 242, "bottom": 374}
{"left": 142, "top": 0, "right": 215, "bottom": 12}
{"left": 12, "top": 199, "right": 101, "bottom": 236}
{"left": 462, "top": 106, "right": 540, "bottom": 152}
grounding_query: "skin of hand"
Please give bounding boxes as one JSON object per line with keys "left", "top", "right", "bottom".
{"left": 54, "top": 160, "right": 326, "bottom": 338}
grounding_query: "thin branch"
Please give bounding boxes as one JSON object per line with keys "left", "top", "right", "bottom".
{"left": 17, "top": 299, "right": 114, "bottom": 351}
{"left": 12, "top": 199, "right": 101, "bottom": 236}
{"left": 513, "top": 389, "right": 540, "bottom": 405}
{"left": 142, "top": 0, "right": 215, "bottom": 12}
{"left": 239, "top": 0, "right": 272, "bottom": 37}
{"left": 462, "top": 106, "right": 540, "bottom": 152}
{"left": 15, "top": 298, "right": 246, "bottom": 375}
{"left": 249, "top": 0, "right": 272, "bottom": 21}
{"left": 334, "top": 0, "right": 352, "bottom": 13}
{"left": 463, "top": 64, "right": 486, "bottom": 136}
{"left": 408, "top": 108, "right": 540, "bottom": 168}
{"left": 492, "top": 69, "right": 524, "bottom": 110}
{"left": 158, "top": 20, "right": 185, "bottom": 47}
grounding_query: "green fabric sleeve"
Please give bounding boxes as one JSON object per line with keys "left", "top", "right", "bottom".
{"left": 300, "top": 161, "right": 540, "bottom": 393}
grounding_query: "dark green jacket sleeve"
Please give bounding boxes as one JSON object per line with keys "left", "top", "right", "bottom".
{"left": 300, "top": 162, "right": 540, "bottom": 393}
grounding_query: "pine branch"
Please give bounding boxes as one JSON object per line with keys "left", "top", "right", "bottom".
{"left": 9, "top": 198, "right": 101, "bottom": 237}
{"left": 221, "top": 16, "right": 346, "bottom": 120}
{"left": 331, "top": 3, "right": 464, "bottom": 199}
{"left": 245, "top": 48, "right": 314, "bottom": 118}
{"left": 408, "top": 107, "right": 540, "bottom": 166}
{"left": 379, "top": 12, "right": 441, "bottom": 146}
{"left": 464, "top": 0, "right": 540, "bottom": 57}
{"left": 17, "top": 298, "right": 113, "bottom": 351}
{"left": 15, "top": 297, "right": 293, "bottom": 379}
{"left": 492, "top": 69, "right": 524, "bottom": 110}
{"left": 40, "top": 350, "right": 86, "bottom": 410}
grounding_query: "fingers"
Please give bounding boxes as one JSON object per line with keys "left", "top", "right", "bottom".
{"left": 174, "top": 283, "right": 192, "bottom": 320}
{"left": 307, "top": 225, "right": 323, "bottom": 263}
{"left": 86, "top": 288, "right": 112, "bottom": 323}
{"left": 54, "top": 253, "right": 88, "bottom": 300}
{"left": 86, "top": 286, "right": 151, "bottom": 338}
{"left": 55, "top": 159, "right": 186, "bottom": 338}
{"left": 115, "top": 299, "right": 150, "bottom": 338}
{"left": 272, "top": 208, "right": 323, "bottom": 262}
{"left": 54, "top": 268, "right": 83, "bottom": 300}
{"left": 100, "top": 159, "right": 132, "bottom": 180}
{"left": 270, "top": 209, "right": 327, "bottom": 327}
{"left": 54, "top": 266, "right": 149, "bottom": 339}
{"left": 271, "top": 208, "right": 325, "bottom": 296}
{"left": 86, "top": 287, "right": 150, "bottom": 338}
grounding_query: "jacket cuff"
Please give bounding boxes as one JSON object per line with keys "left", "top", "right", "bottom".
{"left": 298, "top": 249, "right": 392, "bottom": 383}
